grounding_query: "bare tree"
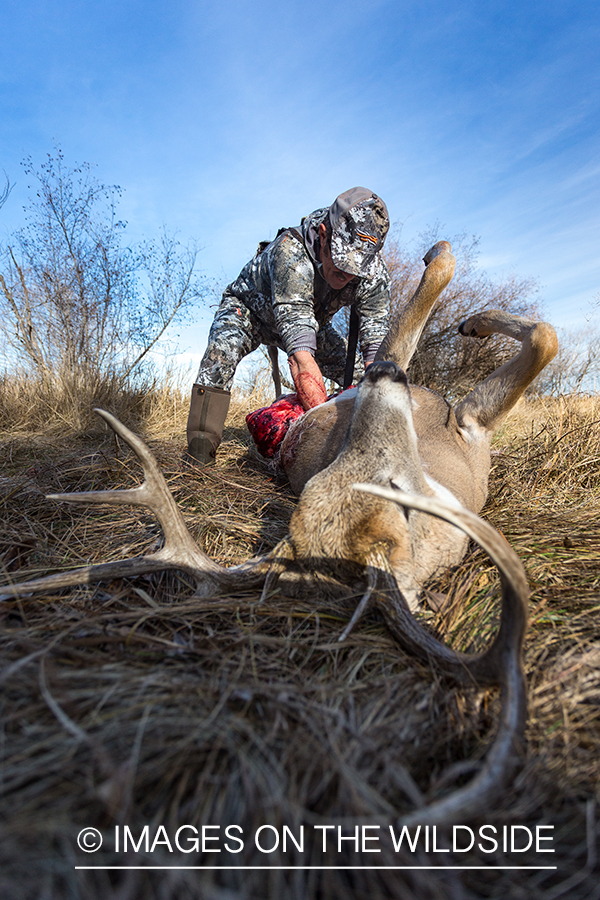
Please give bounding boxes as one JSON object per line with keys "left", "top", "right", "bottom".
{"left": 0, "top": 150, "right": 206, "bottom": 416}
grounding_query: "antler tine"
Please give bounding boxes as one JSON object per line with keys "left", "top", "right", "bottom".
{"left": 45, "top": 409, "right": 222, "bottom": 576}
{"left": 0, "top": 410, "right": 271, "bottom": 601}
{"left": 38, "top": 409, "right": 220, "bottom": 574}
{"left": 353, "top": 483, "right": 528, "bottom": 826}
{"left": 0, "top": 554, "right": 203, "bottom": 600}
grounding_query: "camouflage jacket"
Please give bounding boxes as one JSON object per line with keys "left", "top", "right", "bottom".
{"left": 223, "top": 207, "right": 390, "bottom": 360}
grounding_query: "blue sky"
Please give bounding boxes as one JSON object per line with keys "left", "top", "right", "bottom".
{"left": 1, "top": 0, "right": 599, "bottom": 373}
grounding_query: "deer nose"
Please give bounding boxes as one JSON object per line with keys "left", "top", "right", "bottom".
{"left": 363, "top": 361, "right": 408, "bottom": 385}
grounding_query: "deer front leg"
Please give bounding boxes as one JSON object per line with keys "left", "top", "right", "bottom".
{"left": 455, "top": 310, "right": 558, "bottom": 434}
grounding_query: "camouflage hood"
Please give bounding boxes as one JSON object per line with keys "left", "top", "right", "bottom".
{"left": 299, "top": 206, "right": 329, "bottom": 271}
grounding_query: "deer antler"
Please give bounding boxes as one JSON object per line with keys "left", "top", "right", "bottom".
{"left": 0, "top": 409, "right": 272, "bottom": 600}
{"left": 354, "top": 483, "right": 528, "bottom": 826}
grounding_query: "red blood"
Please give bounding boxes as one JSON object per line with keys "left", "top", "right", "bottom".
{"left": 246, "top": 393, "right": 306, "bottom": 458}
{"left": 246, "top": 385, "right": 357, "bottom": 460}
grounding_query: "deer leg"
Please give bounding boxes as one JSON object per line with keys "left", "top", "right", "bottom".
{"left": 282, "top": 241, "right": 454, "bottom": 494}
{"left": 374, "top": 241, "right": 456, "bottom": 369}
{"left": 455, "top": 310, "right": 558, "bottom": 433}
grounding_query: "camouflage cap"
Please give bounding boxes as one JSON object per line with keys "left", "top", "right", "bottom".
{"left": 328, "top": 187, "right": 390, "bottom": 278}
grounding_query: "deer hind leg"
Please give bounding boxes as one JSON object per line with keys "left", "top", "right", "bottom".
{"left": 374, "top": 241, "right": 456, "bottom": 370}
{"left": 455, "top": 310, "right": 558, "bottom": 434}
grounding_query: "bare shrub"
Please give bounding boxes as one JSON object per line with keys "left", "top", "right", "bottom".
{"left": 533, "top": 324, "right": 600, "bottom": 396}
{"left": 0, "top": 172, "right": 12, "bottom": 209}
{"left": 0, "top": 149, "right": 207, "bottom": 431}
{"left": 384, "top": 228, "right": 542, "bottom": 399}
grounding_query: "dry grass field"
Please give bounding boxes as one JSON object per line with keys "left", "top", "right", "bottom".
{"left": 0, "top": 383, "right": 598, "bottom": 900}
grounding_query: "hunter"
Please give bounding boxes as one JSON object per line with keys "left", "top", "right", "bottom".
{"left": 186, "top": 186, "right": 391, "bottom": 465}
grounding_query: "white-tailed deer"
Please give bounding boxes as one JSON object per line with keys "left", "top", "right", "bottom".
{"left": 0, "top": 241, "right": 558, "bottom": 827}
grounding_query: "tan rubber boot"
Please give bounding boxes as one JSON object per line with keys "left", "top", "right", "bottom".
{"left": 186, "top": 384, "right": 231, "bottom": 466}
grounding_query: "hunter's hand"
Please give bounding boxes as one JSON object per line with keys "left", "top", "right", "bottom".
{"left": 288, "top": 351, "right": 328, "bottom": 411}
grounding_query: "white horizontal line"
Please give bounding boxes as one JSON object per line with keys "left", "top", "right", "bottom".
{"left": 74, "top": 866, "right": 558, "bottom": 871}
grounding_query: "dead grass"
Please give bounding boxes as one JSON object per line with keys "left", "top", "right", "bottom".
{"left": 0, "top": 391, "right": 598, "bottom": 899}
{"left": 0, "top": 366, "right": 198, "bottom": 438}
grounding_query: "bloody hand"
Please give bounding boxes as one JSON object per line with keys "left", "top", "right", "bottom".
{"left": 288, "top": 351, "right": 328, "bottom": 410}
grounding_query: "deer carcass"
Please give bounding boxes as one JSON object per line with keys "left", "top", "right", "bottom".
{"left": 0, "top": 241, "right": 558, "bottom": 826}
